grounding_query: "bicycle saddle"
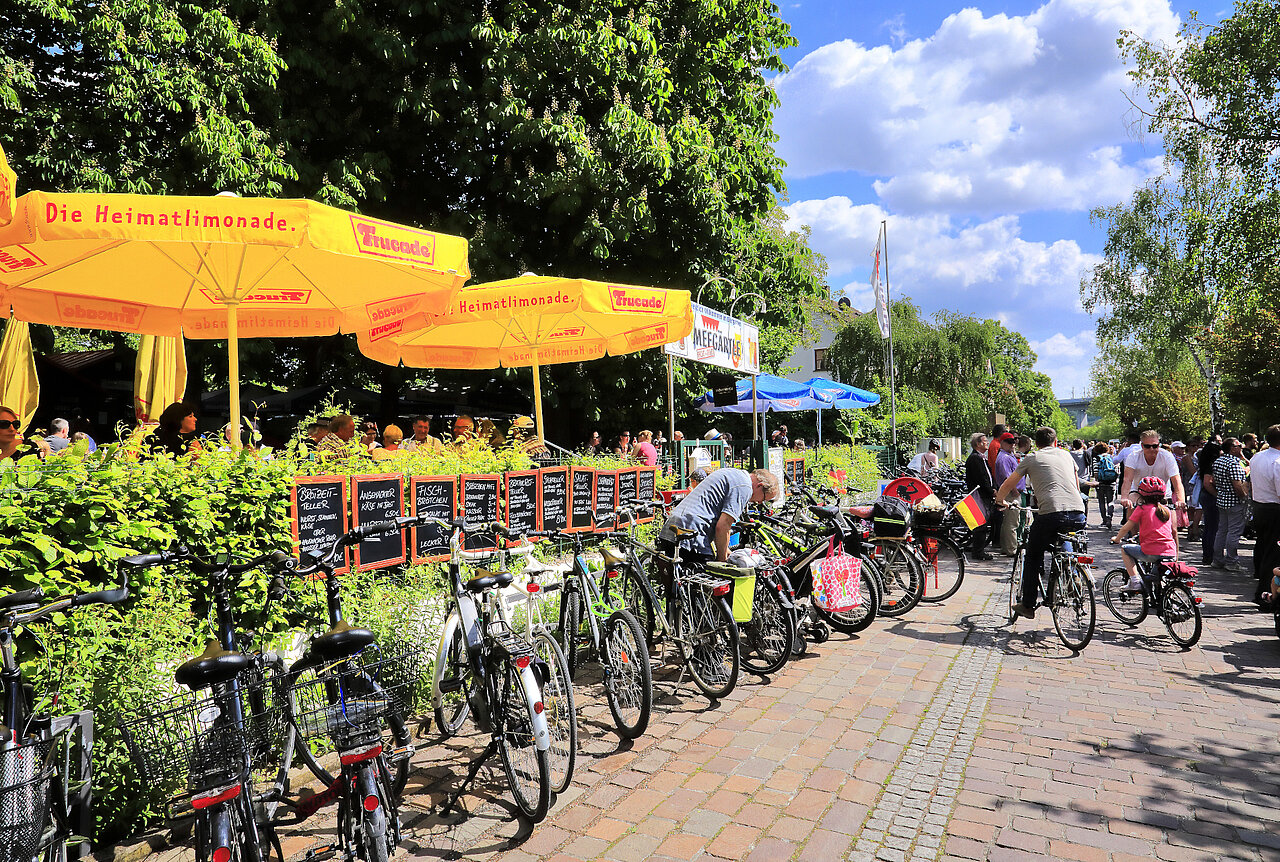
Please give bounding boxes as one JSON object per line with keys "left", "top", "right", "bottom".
{"left": 669, "top": 526, "right": 697, "bottom": 537}
{"left": 705, "top": 561, "right": 755, "bottom": 579}
{"left": 464, "top": 570, "right": 514, "bottom": 593}
{"left": 808, "top": 505, "right": 839, "bottom": 520}
{"left": 309, "top": 619, "right": 377, "bottom": 660}
{"left": 175, "top": 639, "right": 251, "bottom": 690}
{"left": 601, "top": 546, "right": 627, "bottom": 567}
{"left": 843, "top": 505, "right": 875, "bottom": 519}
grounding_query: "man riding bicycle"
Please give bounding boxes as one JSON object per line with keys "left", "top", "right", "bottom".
{"left": 994, "top": 427, "right": 1085, "bottom": 619}
{"left": 659, "top": 468, "right": 779, "bottom": 563}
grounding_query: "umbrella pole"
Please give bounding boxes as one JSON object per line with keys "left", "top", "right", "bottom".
{"left": 818, "top": 406, "right": 823, "bottom": 447}
{"left": 532, "top": 359, "right": 545, "bottom": 441}
{"left": 227, "top": 303, "right": 241, "bottom": 448}
{"left": 752, "top": 375, "right": 758, "bottom": 442}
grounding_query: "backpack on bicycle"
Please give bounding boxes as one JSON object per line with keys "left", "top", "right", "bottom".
{"left": 871, "top": 496, "right": 912, "bottom": 538}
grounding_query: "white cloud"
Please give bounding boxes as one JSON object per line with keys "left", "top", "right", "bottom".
{"left": 1030, "top": 330, "right": 1098, "bottom": 398}
{"left": 772, "top": 0, "right": 1179, "bottom": 214}
{"left": 784, "top": 196, "right": 1101, "bottom": 313}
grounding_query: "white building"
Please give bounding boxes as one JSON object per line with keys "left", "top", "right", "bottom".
{"left": 782, "top": 296, "right": 862, "bottom": 384}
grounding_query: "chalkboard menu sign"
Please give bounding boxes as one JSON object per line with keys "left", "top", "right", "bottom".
{"left": 460, "top": 474, "right": 501, "bottom": 551}
{"left": 569, "top": 467, "right": 596, "bottom": 533}
{"left": 351, "top": 474, "right": 405, "bottom": 571}
{"left": 410, "top": 476, "right": 457, "bottom": 563}
{"left": 636, "top": 467, "right": 658, "bottom": 523}
{"left": 594, "top": 470, "right": 618, "bottom": 531}
{"left": 539, "top": 467, "right": 569, "bottom": 534}
{"left": 291, "top": 475, "right": 349, "bottom": 573}
{"left": 617, "top": 468, "right": 638, "bottom": 509}
{"left": 504, "top": 471, "right": 540, "bottom": 540}
{"left": 786, "top": 457, "right": 805, "bottom": 485}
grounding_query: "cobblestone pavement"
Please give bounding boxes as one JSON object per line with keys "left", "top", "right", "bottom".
{"left": 125, "top": 513, "right": 1280, "bottom": 862}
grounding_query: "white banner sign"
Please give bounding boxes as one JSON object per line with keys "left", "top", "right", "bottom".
{"left": 664, "top": 302, "right": 760, "bottom": 375}
{"left": 872, "top": 235, "right": 890, "bottom": 341}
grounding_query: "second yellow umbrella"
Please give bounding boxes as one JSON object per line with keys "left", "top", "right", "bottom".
{"left": 134, "top": 335, "right": 187, "bottom": 424}
{"left": 357, "top": 275, "right": 693, "bottom": 438}
{"left": 0, "top": 320, "right": 39, "bottom": 430}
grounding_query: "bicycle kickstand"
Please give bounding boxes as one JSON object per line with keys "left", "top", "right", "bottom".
{"left": 440, "top": 737, "right": 499, "bottom": 817}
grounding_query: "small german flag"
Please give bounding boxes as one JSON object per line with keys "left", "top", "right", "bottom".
{"left": 954, "top": 489, "right": 989, "bottom": 530}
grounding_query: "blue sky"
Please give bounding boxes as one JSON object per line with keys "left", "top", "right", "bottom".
{"left": 772, "top": 0, "right": 1230, "bottom": 400}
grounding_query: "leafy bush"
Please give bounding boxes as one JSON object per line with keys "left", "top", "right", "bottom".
{"left": 0, "top": 440, "right": 636, "bottom": 842}
{"left": 806, "top": 445, "right": 881, "bottom": 499}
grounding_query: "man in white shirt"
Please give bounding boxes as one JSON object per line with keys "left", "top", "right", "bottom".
{"left": 1249, "top": 424, "right": 1280, "bottom": 603}
{"left": 400, "top": 415, "right": 444, "bottom": 453}
{"left": 1122, "top": 430, "right": 1184, "bottom": 517}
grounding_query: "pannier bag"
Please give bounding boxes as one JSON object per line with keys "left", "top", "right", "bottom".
{"left": 872, "top": 496, "right": 912, "bottom": 538}
{"left": 812, "top": 537, "right": 863, "bottom": 612}
{"left": 913, "top": 493, "right": 946, "bottom": 527}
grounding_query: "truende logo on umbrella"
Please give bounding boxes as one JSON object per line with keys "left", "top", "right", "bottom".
{"left": 199, "top": 288, "right": 312, "bottom": 305}
{"left": 350, "top": 216, "right": 437, "bottom": 267}
{"left": 625, "top": 324, "right": 669, "bottom": 349}
{"left": 0, "top": 245, "right": 44, "bottom": 273}
{"left": 55, "top": 296, "right": 146, "bottom": 328}
{"left": 548, "top": 327, "right": 585, "bottom": 339}
{"left": 609, "top": 287, "right": 667, "bottom": 313}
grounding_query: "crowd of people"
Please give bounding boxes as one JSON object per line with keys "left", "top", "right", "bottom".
{"left": 961, "top": 421, "right": 1280, "bottom": 616}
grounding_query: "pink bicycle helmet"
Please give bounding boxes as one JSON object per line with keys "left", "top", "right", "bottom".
{"left": 1137, "top": 476, "right": 1167, "bottom": 498}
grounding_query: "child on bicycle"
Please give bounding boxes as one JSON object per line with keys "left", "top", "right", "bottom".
{"left": 1110, "top": 476, "right": 1177, "bottom": 591}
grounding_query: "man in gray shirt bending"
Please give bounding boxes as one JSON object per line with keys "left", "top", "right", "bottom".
{"left": 661, "top": 468, "right": 779, "bottom": 562}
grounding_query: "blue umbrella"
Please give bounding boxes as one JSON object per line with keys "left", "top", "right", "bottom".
{"left": 805, "top": 377, "right": 880, "bottom": 445}
{"left": 695, "top": 373, "right": 828, "bottom": 413}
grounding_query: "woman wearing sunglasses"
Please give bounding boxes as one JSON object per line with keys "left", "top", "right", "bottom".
{"left": 0, "top": 407, "right": 46, "bottom": 462}
{"left": 152, "top": 402, "right": 201, "bottom": 459}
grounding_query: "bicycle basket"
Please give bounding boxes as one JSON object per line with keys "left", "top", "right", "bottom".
{"left": 286, "top": 643, "right": 423, "bottom": 746}
{"left": 0, "top": 737, "right": 53, "bottom": 862}
{"left": 118, "top": 668, "right": 282, "bottom": 794}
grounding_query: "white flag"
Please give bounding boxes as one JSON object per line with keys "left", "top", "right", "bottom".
{"left": 872, "top": 232, "right": 890, "bottom": 340}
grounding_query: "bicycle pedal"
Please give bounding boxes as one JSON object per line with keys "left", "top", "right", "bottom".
{"left": 304, "top": 844, "right": 338, "bottom": 862}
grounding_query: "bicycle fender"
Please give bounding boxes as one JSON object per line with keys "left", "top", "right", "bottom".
{"left": 518, "top": 663, "right": 552, "bottom": 752}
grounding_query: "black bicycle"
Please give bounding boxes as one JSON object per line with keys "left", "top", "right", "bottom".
{"left": 1100, "top": 555, "right": 1203, "bottom": 648}
{"left": 0, "top": 568, "right": 130, "bottom": 862}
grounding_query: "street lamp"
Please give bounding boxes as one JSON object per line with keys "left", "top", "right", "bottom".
{"left": 696, "top": 275, "right": 736, "bottom": 308}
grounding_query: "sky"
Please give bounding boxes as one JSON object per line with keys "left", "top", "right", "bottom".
{"left": 772, "top": 0, "right": 1231, "bottom": 401}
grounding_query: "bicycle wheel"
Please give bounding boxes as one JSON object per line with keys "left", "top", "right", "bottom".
{"left": 678, "top": 587, "right": 739, "bottom": 700}
{"left": 814, "top": 566, "right": 879, "bottom": 634}
{"left": 1161, "top": 583, "right": 1202, "bottom": 647}
{"left": 431, "top": 614, "right": 472, "bottom": 739}
{"left": 739, "top": 577, "right": 795, "bottom": 675}
{"left": 619, "top": 563, "right": 657, "bottom": 644}
{"left": 868, "top": 540, "right": 924, "bottom": 617}
{"left": 357, "top": 771, "right": 391, "bottom": 862}
{"left": 1007, "top": 551, "right": 1023, "bottom": 625}
{"left": 1101, "top": 568, "right": 1147, "bottom": 626}
{"left": 600, "top": 610, "right": 653, "bottom": 739}
{"left": 914, "top": 534, "right": 965, "bottom": 603}
{"left": 1050, "top": 561, "right": 1096, "bottom": 651}
{"left": 532, "top": 631, "right": 577, "bottom": 793}
{"left": 496, "top": 662, "right": 551, "bottom": 823}
{"left": 560, "top": 587, "right": 587, "bottom": 680}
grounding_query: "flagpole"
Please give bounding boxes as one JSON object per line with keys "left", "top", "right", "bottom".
{"left": 882, "top": 220, "right": 898, "bottom": 458}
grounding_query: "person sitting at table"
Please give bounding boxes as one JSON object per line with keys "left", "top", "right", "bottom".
{"left": 373, "top": 424, "right": 405, "bottom": 460}
{"left": 0, "top": 406, "right": 45, "bottom": 462}
{"left": 152, "top": 402, "right": 201, "bottom": 459}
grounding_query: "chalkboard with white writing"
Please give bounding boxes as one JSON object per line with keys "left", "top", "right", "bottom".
{"left": 539, "top": 467, "right": 569, "bottom": 534}
{"left": 291, "top": 476, "right": 349, "bottom": 573}
{"left": 570, "top": 467, "right": 595, "bottom": 532}
{"left": 617, "top": 468, "right": 638, "bottom": 510}
{"left": 461, "top": 475, "right": 501, "bottom": 551}
{"left": 505, "top": 471, "right": 539, "bottom": 539}
{"left": 636, "top": 467, "right": 658, "bottom": 523}
{"left": 594, "top": 470, "right": 618, "bottom": 532}
{"left": 352, "top": 474, "right": 405, "bottom": 570}
{"left": 411, "top": 476, "right": 457, "bottom": 563}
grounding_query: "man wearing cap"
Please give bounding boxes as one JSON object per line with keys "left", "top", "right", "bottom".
{"left": 990, "top": 432, "right": 1023, "bottom": 555}
{"left": 508, "top": 415, "right": 549, "bottom": 458}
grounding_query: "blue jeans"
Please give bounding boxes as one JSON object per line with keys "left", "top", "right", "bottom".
{"left": 1022, "top": 510, "right": 1086, "bottom": 607}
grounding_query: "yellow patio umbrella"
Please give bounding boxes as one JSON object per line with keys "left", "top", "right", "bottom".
{"left": 0, "top": 189, "right": 469, "bottom": 443}
{"left": 134, "top": 334, "right": 187, "bottom": 424}
{"left": 0, "top": 143, "right": 16, "bottom": 227}
{"left": 0, "top": 320, "right": 39, "bottom": 430}
{"left": 357, "top": 275, "right": 694, "bottom": 439}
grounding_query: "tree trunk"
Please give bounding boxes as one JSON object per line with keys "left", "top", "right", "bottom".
{"left": 1187, "top": 341, "right": 1224, "bottom": 436}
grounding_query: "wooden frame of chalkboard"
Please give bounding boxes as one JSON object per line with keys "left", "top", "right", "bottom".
{"left": 538, "top": 467, "right": 570, "bottom": 535}
{"left": 635, "top": 467, "right": 658, "bottom": 523}
{"left": 460, "top": 474, "right": 501, "bottom": 551}
{"left": 593, "top": 469, "right": 619, "bottom": 532}
{"left": 410, "top": 475, "right": 458, "bottom": 564}
{"left": 786, "top": 457, "right": 805, "bottom": 485}
{"left": 568, "top": 467, "right": 596, "bottom": 533}
{"left": 350, "top": 474, "right": 406, "bottom": 571}
{"left": 291, "top": 475, "right": 350, "bottom": 574}
{"left": 504, "top": 470, "right": 540, "bottom": 542}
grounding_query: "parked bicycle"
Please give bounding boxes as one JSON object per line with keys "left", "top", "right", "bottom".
{"left": 1, "top": 567, "right": 131, "bottom": 862}
{"left": 1004, "top": 506, "right": 1097, "bottom": 650}
{"left": 1101, "top": 557, "right": 1203, "bottom": 648}
{"left": 428, "top": 519, "right": 553, "bottom": 823}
